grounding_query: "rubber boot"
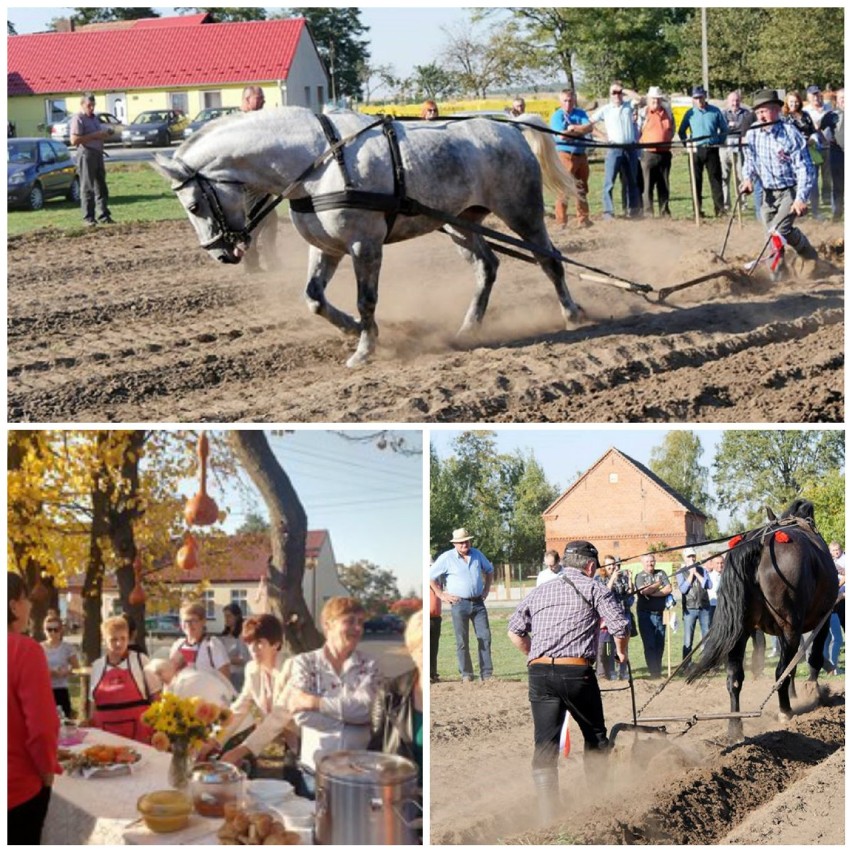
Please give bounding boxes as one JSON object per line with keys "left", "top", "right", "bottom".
{"left": 532, "top": 767, "right": 561, "bottom": 827}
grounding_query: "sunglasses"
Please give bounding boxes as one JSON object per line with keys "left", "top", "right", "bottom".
{"left": 611, "top": 90, "right": 624, "bottom": 96}
{"left": 46, "top": 626, "right": 61, "bottom": 632}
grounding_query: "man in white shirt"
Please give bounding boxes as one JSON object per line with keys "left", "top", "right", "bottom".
{"left": 536, "top": 550, "right": 564, "bottom": 586}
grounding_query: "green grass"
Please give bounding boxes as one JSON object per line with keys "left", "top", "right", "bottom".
{"left": 7, "top": 163, "right": 186, "bottom": 237}
{"left": 8, "top": 151, "right": 744, "bottom": 240}
{"left": 435, "top": 610, "right": 845, "bottom": 682}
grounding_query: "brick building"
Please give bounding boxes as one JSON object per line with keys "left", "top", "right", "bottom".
{"left": 543, "top": 448, "right": 707, "bottom": 562}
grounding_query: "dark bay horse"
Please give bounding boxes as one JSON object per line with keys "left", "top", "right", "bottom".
{"left": 686, "top": 499, "right": 838, "bottom": 741}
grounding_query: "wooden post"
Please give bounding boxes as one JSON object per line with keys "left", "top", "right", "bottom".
{"left": 733, "top": 155, "right": 743, "bottom": 228}
{"left": 686, "top": 145, "right": 701, "bottom": 226}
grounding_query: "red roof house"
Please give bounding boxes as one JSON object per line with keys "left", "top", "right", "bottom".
{"left": 8, "top": 14, "right": 329, "bottom": 134}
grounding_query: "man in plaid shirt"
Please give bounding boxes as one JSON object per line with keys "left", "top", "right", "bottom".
{"left": 508, "top": 540, "right": 629, "bottom": 825}
{"left": 741, "top": 88, "right": 820, "bottom": 278}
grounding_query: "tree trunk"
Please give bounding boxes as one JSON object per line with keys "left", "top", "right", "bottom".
{"left": 230, "top": 432, "right": 324, "bottom": 654}
{"left": 108, "top": 431, "right": 147, "bottom": 653}
{"left": 82, "top": 437, "right": 111, "bottom": 663}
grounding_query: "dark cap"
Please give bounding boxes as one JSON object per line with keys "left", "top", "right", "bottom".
{"left": 563, "top": 540, "right": 600, "bottom": 564}
{"left": 752, "top": 88, "right": 784, "bottom": 110}
{"left": 806, "top": 85, "right": 821, "bottom": 95}
{"left": 691, "top": 85, "right": 707, "bottom": 98}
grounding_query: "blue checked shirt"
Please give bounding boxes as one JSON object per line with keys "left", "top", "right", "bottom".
{"left": 508, "top": 567, "right": 629, "bottom": 661}
{"left": 742, "top": 120, "right": 816, "bottom": 204}
{"left": 430, "top": 546, "right": 493, "bottom": 598}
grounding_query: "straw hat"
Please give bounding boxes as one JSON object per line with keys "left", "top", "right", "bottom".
{"left": 450, "top": 527, "right": 474, "bottom": 543}
{"left": 647, "top": 86, "right": 665, "bottom": 99}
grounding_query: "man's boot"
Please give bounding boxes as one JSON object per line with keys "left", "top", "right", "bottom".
{"left": 532, "top": 766, "right": 561, "bottom": 827}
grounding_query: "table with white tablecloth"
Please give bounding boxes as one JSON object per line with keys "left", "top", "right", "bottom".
{"left": 43, "top": 728, "right": 313, "bottom": 845}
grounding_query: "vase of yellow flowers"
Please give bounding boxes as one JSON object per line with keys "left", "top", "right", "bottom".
{"left": 142, "top": 694, "right": 231, "bottom": 791}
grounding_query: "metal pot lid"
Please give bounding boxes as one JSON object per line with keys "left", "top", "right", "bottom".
{"left": 317, "top": 750, "right": 417, "bottom": 784}
{"left": 190, "top": 760, "right": 244, "bottom": 784}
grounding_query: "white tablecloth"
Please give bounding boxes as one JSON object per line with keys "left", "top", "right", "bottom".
{"left": 43, "top": 729, "right": 215, "bottom": 845}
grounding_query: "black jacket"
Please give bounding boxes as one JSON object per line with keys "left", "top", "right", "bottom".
{"left": 368, "top": 668, "right": 420, "bottom": 771}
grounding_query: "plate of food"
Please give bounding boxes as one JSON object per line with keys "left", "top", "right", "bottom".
{"left": 59, "top": 743, "right": 142, "bottom": 778}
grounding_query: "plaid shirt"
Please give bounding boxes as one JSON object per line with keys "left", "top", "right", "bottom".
{"left": 742, "top": 120, "right": 816, "bottom": 203}
{"left": 508, "top": 567, "right": 629, "bottom": 661}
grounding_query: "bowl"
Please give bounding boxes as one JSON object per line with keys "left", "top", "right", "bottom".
{"left": 136, "top": 790, "right": 192, "bottom": 833}
{"left": 247, "top": 778, "right": 294, "bottom": 804}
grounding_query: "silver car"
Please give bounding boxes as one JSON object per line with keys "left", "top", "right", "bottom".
{"left": 51, "top": 112, "right": 125, "bottom": 146}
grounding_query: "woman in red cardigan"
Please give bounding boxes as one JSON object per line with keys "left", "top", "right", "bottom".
{"left": 7, "top": 572, "right": 61, "bottom": 845}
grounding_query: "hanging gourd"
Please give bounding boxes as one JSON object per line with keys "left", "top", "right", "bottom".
{"left": 128, "top": 552, "right": 146, "bottom": 606}
{"left": 176, "top": 532, "right": 199, "bottom": 572}
{"left": 184, "top": 431, "right": 219, "bottom": 526}
{"left": 29, "top": 573, "right": 50, "bottom": 605}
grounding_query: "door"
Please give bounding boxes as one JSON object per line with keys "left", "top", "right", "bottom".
{"left": 106, "top": 93, "right": 127, "bottom": 123}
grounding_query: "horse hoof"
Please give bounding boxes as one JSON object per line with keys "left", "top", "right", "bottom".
{"left": 563, "top": 305, "right": 585, "bottom": 327}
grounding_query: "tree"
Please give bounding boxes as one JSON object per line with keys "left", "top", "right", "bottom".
{"left": 178, "top": 7, "right": 267, "bottom": 22}
{"left": 356, "top": 61, "right": 395, "bottom": 104}
{"left": 8, "top": 20, "right": 17, "bottom": 35}
{"left": 504, "top": 452, "right": 559, "bottom": 568}
{"left": 236, "top": 511, "right": 271, "bottom": 534}
{"left": 410, "top": 63, "right": 459, "bottom": 101}
{"left": 712, "top": 431, "right": 845, "bottom": 527}
{"left": 71, "top": 8, "right": 158, "bottom": 24}
{"left": 286, "top": 8, "right": 370, "bottom": 101}
{"left": 804, "top": 468, "right": 845, "bottom": 547}
{"left": 648, "top": 431, "right": 712, "bottom": 514}
{"left": 337, "top": 560, "right": 401, "bottom": 614}
{"left": 230, "top": 431, "right": 324, "bottom": 653}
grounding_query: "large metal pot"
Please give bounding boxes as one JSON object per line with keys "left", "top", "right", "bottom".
{"left": 314, "top": 750, "right": 421, "bottom": 845}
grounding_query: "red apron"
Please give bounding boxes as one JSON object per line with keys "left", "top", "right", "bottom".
{"left": 178, "top": 642, "right": 200, "bottom": 667}
{"left": 92, "top": 659, "right": 152, "bottom": 744}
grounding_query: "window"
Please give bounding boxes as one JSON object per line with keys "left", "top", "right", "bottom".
{"left": 202, "top": 91, "right": 223, "bottom": 109}
{"left": 38, "top": 141, "right": 56, "bottom": 164}
{"left": 202, "top": 590, "right": 215, "bottom": 620}
{"left": 230, "top": 589, "right": 248, "bottom": 616}
{"left": 304, "top": 86, "right": 311, "bottom": 108}
{"left": 169, "top": 92, "right": 189, "bottom": 116}
{"left": 609, "top": 473, "right": 619, "bottom": 483}
{"left": 317, "top": 86, "right": 324, "bottom": 107}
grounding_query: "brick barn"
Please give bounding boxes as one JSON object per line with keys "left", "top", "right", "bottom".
{"left": 543, "top": 447, "right": 707, "bottom": 563}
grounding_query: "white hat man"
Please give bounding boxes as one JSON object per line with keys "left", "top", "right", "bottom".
{"left": 429, "top": 527, "right": 495, "bottom": 682}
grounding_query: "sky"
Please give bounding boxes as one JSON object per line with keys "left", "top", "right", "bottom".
{"left": 188, "top": 430, "right": 424, "bottom": 595}
{"left": 430, "top": 426, "right": 729, "bottom": 522}
{"left": 6, "top": 5, "right": 482, "bottom": 86}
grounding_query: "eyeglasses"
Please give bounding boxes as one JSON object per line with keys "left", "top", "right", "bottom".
{"left": 46, "top": 626, "right": 60, "bottom": 633}
{"left": 611, "top": 90, "right": 624, "bottom": 96}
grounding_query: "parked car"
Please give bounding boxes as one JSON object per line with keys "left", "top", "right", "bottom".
{"left": 363, "top": 614, "right": 406, "bottom": 635}
{"left": 183, "top": 106, "right": 241, "bottom": 139}
{"left": 8, "top": 137, "right": 79, "bottom": 210}
{"left": 121, "top": 109, "right": 189, "bottom": 147}
{"left": 51, "top": 112, "right": 125, "bottom": 145}
{"left": 144, "top": 614, "right": 182, "bottom": 637}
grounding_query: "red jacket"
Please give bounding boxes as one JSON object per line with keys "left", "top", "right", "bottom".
{"left": 8, "top": 632, "right": 61, "bottom": 809}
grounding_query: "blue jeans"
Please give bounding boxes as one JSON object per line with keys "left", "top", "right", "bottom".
{"left": 682, "top": 607, "right": 711, "bottom": 664}
{"left": 450, "top": 598, "right": 493, "bottom": 680}
{"left": 637, "top": 609, "right": 666, "bottom": 678}
{"left": 823, "top": 612, "right": 844, "bottom": 670}
{"left": 602, "top": 148, "right": 640, "bottom": 216}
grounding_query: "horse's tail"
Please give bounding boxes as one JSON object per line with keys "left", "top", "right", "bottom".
{"left": 686, "top": 537, "right": 761, "bottom": 682}
{"left": 515, "top": 114, "right": 576, "bottom": 200}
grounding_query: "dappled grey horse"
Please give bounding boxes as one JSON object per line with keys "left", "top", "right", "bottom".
{"left": 154, "top": 107, "right": 579, "bottom": 366}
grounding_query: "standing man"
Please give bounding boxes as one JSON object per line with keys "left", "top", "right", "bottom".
{"left": 639, "top": 86, "right": 674, "bottom": 217}
{"left": 706, "top": 553, "right": 725, "bottom": 626}
{"left": 240, "top": 85, "right": 277, "bottom": 270}
{"left": 678, "top": 85, "right": 728, "bottom": 218}
{"left": 740, "top": 89, "right": 820, "bottom": 278}
{"left": 634, "top": 553, "right": 672, "bottom": 679}
{"left": 676, "top": 548, "right": 712, "bottom": 672}
{"left": 429, "top": 528, "right": 494, "bottom": 683}
{"left": 550, "top": 89, "right": 593, "bottom": 228}
{"left": 803, "top": 85, "right": 832, "bottom": 218}
{"left": 507, "top": 541, "right": 629, "bottom": 825}
{"left": 824, "top": 541, "right": 846, "bottom": 675}
{"left": 536, "top": 549, "right": 564, "bottom": 586}
{"left": 69, "top": 93, "right": 115, "bottom": 226}
{"left": 591, "top": 81, "right": 641, "bottom": 219}
{"left": 720, "top": 90, "right": 754, "bottom": 211}
{"left": 429, "top": 584, "right": 442, "bottom": 684}
{"left": 820, "top": 89, "right": 844, "bottom": 221}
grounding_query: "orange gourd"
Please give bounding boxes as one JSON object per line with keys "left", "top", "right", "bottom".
{"left": 184, "top": 431, "right": 219, "bottom": 526}
{"left": 129, "top": 554, "right": 146, "bottom": 605}
{"left": 176, "top": 532, "right": 199, "bottom": 571}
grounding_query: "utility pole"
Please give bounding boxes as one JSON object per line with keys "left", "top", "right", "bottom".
{"left": 329, "top": 41, "right": 337, "bottom": 105}
{"left": 701, "top": 8, "right": 709, "bottom": 94}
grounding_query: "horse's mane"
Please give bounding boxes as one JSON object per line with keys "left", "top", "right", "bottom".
{"left": 781, "top": 498, "right": 815, "bottom": 521}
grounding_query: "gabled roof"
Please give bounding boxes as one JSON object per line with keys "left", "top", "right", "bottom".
{"left": 8, "top": 17, "right": 307, "bottom": 96}
{"left": 73, "top": 13, "right": 214, "bottom": 32}
{"left": 544, "top": 447, "right": 707, "bottom": 518}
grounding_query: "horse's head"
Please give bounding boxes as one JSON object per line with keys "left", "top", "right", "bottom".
{"left": 152, "top": 154, "right": 250, "bottom": 264}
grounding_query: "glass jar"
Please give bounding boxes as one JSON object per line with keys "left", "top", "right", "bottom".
{"left": 189, "top": 760, "right": 245, "bottom": 818}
